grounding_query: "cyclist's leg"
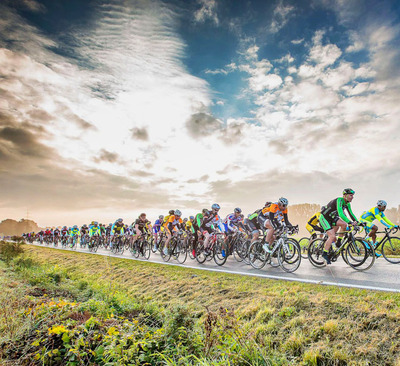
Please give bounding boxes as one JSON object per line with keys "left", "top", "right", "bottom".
{"left": 264, "top": 220, "right": 275, "bottom": 245}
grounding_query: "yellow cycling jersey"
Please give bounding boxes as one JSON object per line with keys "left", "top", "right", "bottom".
{"left": 307, "top": 212, "right": 321, "bottom": 227}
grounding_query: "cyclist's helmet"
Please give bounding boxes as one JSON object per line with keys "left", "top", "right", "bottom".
{"left": 169, "top": 210, "right": 175, "bottom": 215}
{"left": 183, "top": 217, "right": 188, "bottom": 222}
{"left": 117, "top": 218, "right": 123, "bottom": 223}
{"left": 343, "top": 188, "right": 355, "bottom": 195}
{"left": 108, "top": 223, "right": 112, "bottom": 226}
{"left": 73, "top": 225, "right": 78, "bottom": 228}
{"left": 189, "top": 216, "right": 194, "bottom": 220}
{"left": 211, "top": 203, "right": 220, "bottom": 210}
{"left": 377, "top": 200, "right": 387, "bottom": 207}
{"left": 278, "top": 197, "right": 289, "bottom": 206}
{"left": 63, "top": 226, "right": 67, "bottom": 229}
{"left": 265, "top": 201, "right": 272, "bottom": 207}
{"left": 175, "top": 209, "right": 182, "bottom": 217}
{"left": 159, "top": 215, "right": 164, "bottom": 220}
{"left": 202, "top": 208, "right": 210, "bottom": 215}
{"left": 234, "top": 207, "right": 242, "bottom": 213}
{"left": 94, "top": 221, "right": 98, "bottom": 226}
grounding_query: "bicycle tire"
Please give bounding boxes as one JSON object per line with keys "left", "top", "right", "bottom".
{"left": 307, "top": 238, "right": 326, "bottom": 268}
{"left": 160, "top": 241, "right": 172, "bottom": 262}
{"left": 176, "top": 239, "right": 187, "bottom": 264}
{"left": 298, "top": 237, "right": 310, "bottom": 259}
{"left": 195, "top": 240, "right": 207, "bottom": 264}
{"left": 248, "top": 241, "right": 268, "bottom": 269}
{"left": 142, "top": 240, "right": 151, "bottom": 260}
{"left": 382, "top": 236, "right": 400, "bottom": 264}
{"left": 213, "top": 237, "right": 228, "bottom": 266}
{"left": 132, "top": 241, "right": 140, "bottom": 258}
{"left": 278, "top": 239, "right": 301, "bottom": 273}
{"left": 344, "top": 238, "right": 372, "bottom": 270}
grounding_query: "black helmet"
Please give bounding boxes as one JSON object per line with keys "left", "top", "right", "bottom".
{"left": 343, "top": 188, "right": 355, "bottom": 195}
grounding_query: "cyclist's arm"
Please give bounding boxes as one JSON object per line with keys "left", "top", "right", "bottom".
{"left": 337, "top": 198, "right": 351, "bottom": 224}
{"left": 380, "top": 212, "right": 395, "bottom": 228}
{"left": 283, "top": 213, "right": 292, "bottom": 226}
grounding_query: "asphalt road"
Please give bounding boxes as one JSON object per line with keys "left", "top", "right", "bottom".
{"left": 28, "top": 242, "right": 400, "bottom": 293}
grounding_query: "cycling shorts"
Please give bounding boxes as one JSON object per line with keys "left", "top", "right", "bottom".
{"left": 359, "top": 219, "right": 375, "bottom": 233}
{"left": 306, "top": 223, "right": 324, "bottom": 235}
{"left": 247, "top": 220, "right": 260, "bottom": 235}
{"left": 319, "top": 214, "right": 339, "bottom": 231}
{"left": 201, "top": 226, "right": 213, "bottom": 234}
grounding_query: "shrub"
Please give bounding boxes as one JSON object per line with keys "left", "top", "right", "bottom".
{"left": 0, "top": 241, "right": 25, "bottom": 264}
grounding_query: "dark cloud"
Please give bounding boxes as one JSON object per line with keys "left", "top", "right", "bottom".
{"left": 269, "top": 140, "right": 290, "bottom": 154}
{"left": 0, "top": 125, "right": 51, "bottom": 157}
{"left": 219, "top": 122, "right": 245, "bottom": 145}
{"left": 131, "top": 127, "right": 149, "bottom": 141}
{"left": 185, "top": 112, "right": 221, "bottom": 138}
{"left": 69, "top": 113, "right": 96, "bottom": 130}
{"left": 94, "top": 149, "right": 120, "bottom": 164}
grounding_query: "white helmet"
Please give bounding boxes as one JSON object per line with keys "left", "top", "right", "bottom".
{"left": 377, "top": 200, "right": 387, "bottom": 207}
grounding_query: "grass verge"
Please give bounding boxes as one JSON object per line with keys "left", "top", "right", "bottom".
{"left": 0, "top": 243, "right": 400, "bottom": 365}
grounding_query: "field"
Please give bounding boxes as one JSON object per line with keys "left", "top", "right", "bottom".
{"left": 1, "top": 242, "right": 400, "bottom": 365}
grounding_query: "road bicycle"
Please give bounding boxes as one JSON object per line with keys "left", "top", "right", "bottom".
{"left": 110, "top": 234, "right": 125, "bottom": 255}
{"left": 359, "top": 226, "right": 400, "bottom": 264}
{"left": 88, "top": 235, "right": 100, "bottom": 253}
{"left": 308, "top": 224, "right": 375, "bottom": 271}
{"left": 298, "top": 233, "right": 325, "bottom": 259}
{"left": 195, "top": 231, "right": 228, "bottom": 266}
{"left": 248, "top": 225, "right": 301, "bottom": 273}
{"left": 129, "top": 233, "right": 151, "bottom": 260}
{"left": 160, "top": 231, "right": 187, "bottom": 264}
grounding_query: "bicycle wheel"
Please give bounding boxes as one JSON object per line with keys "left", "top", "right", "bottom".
{"left": 142, "top": 240, "right": 151, "bottom": 260}
{"left": 131, "top": 241, "right": 140, "bottom": 258}
{"left": 242, "top": 239, "right": 251, "bottom": 264}
{"left": 213, "top": 237, "right": 228, "bottom": 266}
{"left": 176, "top": 239, "right": 187, "bottom": 264}
{"left": 188, "top": 238, "right": 196, "bottom": 260}
{"left": 248, "top": 241, "right": 268, "bottom": 269}
{"left": 160, "top": 241, "right": 172, "bottom": 262}
{"left": 278, "top": 239, "right": 301, "bottom": 273}
{"left": 233, "top": 238, "right": 245, "bottom": 262}
{"left": 298, "top": 237, "right": 310, "bottom": 259}
{"left": 382, "top": 236, "right": 400, "bottom": 264}
{"left": 344, "top": 239, "right": 372, "bottom": 270}
{"left": 307, "top": 238, "right": 326, "bottom": 268}
{"left": 195, "top": 240, "right": 207, "bottom": 264}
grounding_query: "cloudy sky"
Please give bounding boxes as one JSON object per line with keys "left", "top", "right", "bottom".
{"left": 1, "top": 0, "right": 399, "bottom": 226}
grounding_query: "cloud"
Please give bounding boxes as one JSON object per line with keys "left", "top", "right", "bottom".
{"left": 291, "top": 38, "right": 304, "bottom": 45}
{"left": 185, "top": 112, "right": 222, "bottom": 138}
{"left": 194, "top": 0, "right": 219, "bottom": 25}
{"left": 270, "top": 0, "right": 295, "bottom": 34}
{"left": 131, "top": 127, "right": 149, "bottom": 141}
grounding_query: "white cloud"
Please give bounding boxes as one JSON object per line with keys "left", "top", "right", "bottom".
{"left": 291, "top": 38, "right": 304, "bottom": 45}
{"left": 194, "top": 0, "right": 219, "bottom": 25}
{"left": 270, "top": 0, "right": 295, "bottom": 33}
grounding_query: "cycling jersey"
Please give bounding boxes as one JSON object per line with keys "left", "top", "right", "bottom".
{"left": 89, "top": 225, "right": 100, "bottom": 237}
{"left": 320, "top": 197, "right": 357, "bottom": 224}
{"left": 153, "top": 219, "right": 162, "bottom": 233}
{"left": 261, "top": 203, "right": 291, "bottom": 228}
{"left": 185, "top": 220, "right": 195, "bottom": 233}
{"left": 165, "top": 215, "right": 183, "bottom": 232}
{"left": 306, "top": 212, "right": 323, "bottom": 235}
{"left": 111, "top": 222, "right": 125, "bottom": 235}
{"left": 70, "top": 228, "right": 80, "bottom": 237}
{"left": 223, "top": 213, "right": 241, "bottom": 233}
{"left": 135, "top": 218, "right": 151, "bottom": 233}
{"left": 360, "top": 207, "right": 395, "bottom": 228}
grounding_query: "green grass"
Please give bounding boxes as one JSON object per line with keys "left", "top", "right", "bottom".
{"left": 1, "top": 243, "right": 400, "bottom": 365}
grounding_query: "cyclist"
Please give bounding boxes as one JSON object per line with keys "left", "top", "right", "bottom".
{"left": 360, "top": 200, "right": 398, "bottom": 253}
{"left": 186, "top": 216, "right": 195, "bottom": 234}
{"left": 202, "top": 204, "right": 222, "bottom": 253}
{"left": 163, "top": 209, "right": 185, "bottom": 255}
{"left": 111, "top": 218, "right": 125, "bottom": 236}
{"left": 133, "top": 213, "right": 152, "bottom": 244}
{"left": 319, "top": 188, "right": 358, "bottom": 265}
{"left": 247, "top": 202, "right": 272, "bottom": 244}
{"left": 70, "top": 225, "right": 80, "bottom": 247}
{"left": 153, "top": 215, "right": 164, "bottom": 249}
{"left": 306, "top": 212, "right": 324, "bottom": 240}
{"left": 89, "top": 222, "right": 101, "bottom": 237}
{"left": 258, "top": 198, "right": 292, "bottom": 253}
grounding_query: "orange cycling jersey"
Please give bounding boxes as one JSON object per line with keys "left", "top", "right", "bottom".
{"left": 163, "top": 215, "right": 183, "bottom": 228}
{"left": 262, "top": 203, "right": 287, "bottom": 224}
{"left": 262, "top": 203, "right": 287, "bottom": 215}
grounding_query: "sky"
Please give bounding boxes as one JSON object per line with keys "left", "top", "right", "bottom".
{"left": 1, "top": 0, "right": 400, "bottom": 226}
